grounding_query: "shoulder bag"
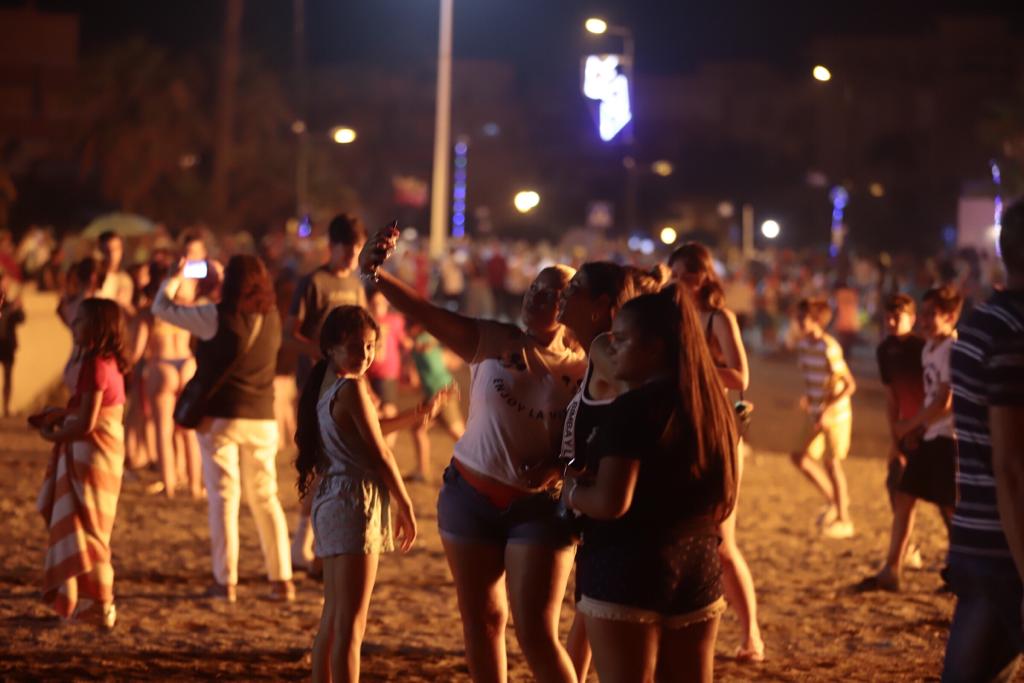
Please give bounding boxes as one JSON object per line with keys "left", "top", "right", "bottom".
{"left": 174, "top": 314, "right": 264, "bottom": 429}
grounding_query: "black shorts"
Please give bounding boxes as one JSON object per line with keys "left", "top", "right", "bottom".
{"left": 896, "top": 436, "right": 956, "bottom": 507}
{"left": 577, "top": 533, "right": 722, "bottom": 617}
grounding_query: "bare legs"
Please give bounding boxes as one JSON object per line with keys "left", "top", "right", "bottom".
{"left": 442, "top": 538, "right": 577, "bottom": 683}
{"left": 312, "top": 553, "right": 379, "bottom": 683}
{"left": 147, "top": 359, "right": 203, "bottom": 498}
{"left": 719, "top": 502, "right": 764, "bottom": 660}
{"left": 584, "top": 614, "right": 720, "bottom": 683}
{"left": 1, "top": 360, "right": 12, "bottom": 417}
{"left": 790, "top": 452, "right": 851, "bottom": 523}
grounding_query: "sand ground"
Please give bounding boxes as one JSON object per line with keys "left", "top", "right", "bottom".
{"left": 0, "top": 354, "right": 1000, "bottom": 681}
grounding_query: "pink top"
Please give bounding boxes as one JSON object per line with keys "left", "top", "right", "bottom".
{"left": 368, "top": 312, "right": 407, "bottom": 381}
{"left": 71, "top": 355, "right": 126, "bottom": 409}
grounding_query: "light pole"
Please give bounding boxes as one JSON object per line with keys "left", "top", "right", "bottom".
{"left": 428, "top": 0, "right": 454, "bottom": 260}
{"left": 813, "top": 63, "right": 853, "bottom": 257}
{"left": 585, "top": 17, "right": 638, "bottom": 234}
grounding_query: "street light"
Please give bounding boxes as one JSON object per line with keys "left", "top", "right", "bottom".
{"left": 651, "top": 160, "right": 674, "bottom": 177}
{"left": 514, "top": 190, "right": 540, "bottom": 213}
{"left": 584, "top": 17, "right": 608, "bottom": 35}
{"left": 660, "top": 226, "right": 678, "bottom": 245}
{"left": 760, "top": 219, "right": 781, "bottom": 239}
{"left": 583, "top": 17, "right": 637, "bottom": 232}
{"left": 812, "top": 65, "right": 832, "bottom": 82}
{"left": 330, "top": 126, "right": 356, "bottom": 144}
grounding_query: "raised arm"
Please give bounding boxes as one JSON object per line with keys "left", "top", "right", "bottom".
{"left": 152, "top": 274, "right": 219, "bottom": 341}
{"left": 360, "top": 230, "right": 480, "bottom": 362}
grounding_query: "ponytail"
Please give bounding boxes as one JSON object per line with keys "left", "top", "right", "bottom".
{"left": 295, "top": 359, "right": 330, "bottom": 499}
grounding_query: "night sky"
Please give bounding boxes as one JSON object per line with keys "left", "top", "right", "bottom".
{"left": 19, "top": 0, "right": 1024, "bottom": 79}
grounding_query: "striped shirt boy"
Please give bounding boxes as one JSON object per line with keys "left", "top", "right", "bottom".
{"left": 797, "top": 332, "right": 852, "bottom": 422}
{"left": 949, "top": 290, "right": 1024, "bottom": 571}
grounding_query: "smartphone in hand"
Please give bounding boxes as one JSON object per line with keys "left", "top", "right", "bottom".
{"left": 183, "top": 260, "right": 208, "bottom": 279}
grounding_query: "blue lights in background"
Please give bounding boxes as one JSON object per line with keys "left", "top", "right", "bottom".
{"left": 829, "top": 185, "right": 849, "bottom": 258}
{"left": 451, "top": 138, "right": 469, "bottom": 238}
{"left": 991, "top": 159, "right": 1003, "bottom": 257}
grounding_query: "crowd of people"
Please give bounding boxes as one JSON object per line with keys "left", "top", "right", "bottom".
{"left": 14, "top": 199, "right": 1024, "bottom": 681}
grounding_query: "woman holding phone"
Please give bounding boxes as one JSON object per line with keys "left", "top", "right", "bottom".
{"left": 360, "top": 225, "right": 586, "bottom": 683}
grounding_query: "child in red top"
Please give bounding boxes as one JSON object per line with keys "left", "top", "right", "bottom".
{"left": 33, "top": 298, "right": 128, "bottom": 629}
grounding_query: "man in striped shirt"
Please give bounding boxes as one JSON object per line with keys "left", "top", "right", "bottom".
{"left": 790, "top": 297, "right": 857, "bottom": 540}
{"left": 942, "top": 199, "right": 1024, "bottom": 682}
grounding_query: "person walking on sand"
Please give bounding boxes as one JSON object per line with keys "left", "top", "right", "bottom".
{"left": 789, "top": 297, "right": 857, "bottom": 539}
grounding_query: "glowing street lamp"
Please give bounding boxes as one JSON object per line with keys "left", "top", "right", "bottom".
{"left": 330, "top": 126, "right": 357, "bottom": 144}
{"left": 812, "top": 65, "right": 832, "bottom": 82}
{"left": 660, "top": 226, "right": 678, "bottom": 245}
{"left": 585, "top": 17, "right": 608, "bottom": 35}
{"left": 651, "top": 160, "right": 674, "bottom": 177}
{"left": 760, "top": 219, "right": 781, "bottom": 239}
{"left": 514, "top": 190, "right": 540, "bottom": 214}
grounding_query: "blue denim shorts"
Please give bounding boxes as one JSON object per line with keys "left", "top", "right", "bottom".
{"left": 436, "top": 462, "right": 575, "bottom": 547}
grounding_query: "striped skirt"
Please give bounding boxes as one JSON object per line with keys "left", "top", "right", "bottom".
{"left": 36, "top": 409, "right": 125, "bottom": 618}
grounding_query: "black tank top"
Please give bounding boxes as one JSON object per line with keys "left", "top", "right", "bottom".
{"left": 560, "top": 361, "right": 615, "bottom": 473}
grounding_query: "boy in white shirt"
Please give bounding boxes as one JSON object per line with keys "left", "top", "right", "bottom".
{"left": 868, "top": 286, "right": 961, "bottom": 591}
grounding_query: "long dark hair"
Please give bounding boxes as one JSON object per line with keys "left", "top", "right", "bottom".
{"left": 295, "top": 305, "right": 381, "bottom": 498}
{"left": 668, "top": 242, "right": 725, "bottom": 311}
{"left": 619, "top": 285, "right": 738, "bottom": 521}
{"left": 220, "top": 254, "right": 275, "bottom": 315}
{"left": 577, "top": 262, "right": 669, "bottom": 329}
{"left": 77, "top": 297, "right": 130, "bottom": 374}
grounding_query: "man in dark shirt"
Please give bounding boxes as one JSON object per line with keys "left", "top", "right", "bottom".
{"left": 286, "top": 213, "right": 367, "bottom": 392}
{"left": 942, "top": 199, "right": 1024, "bottom": 681}
{"left": 285, "top": 213, "right": 366, "bottom": 572}
{"left": 865, "top": 294, "right": 926, "bottom": 589}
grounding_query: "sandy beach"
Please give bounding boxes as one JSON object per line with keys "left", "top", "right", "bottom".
{"left": 0, "top": 354, "right": 977, "bottom": 681}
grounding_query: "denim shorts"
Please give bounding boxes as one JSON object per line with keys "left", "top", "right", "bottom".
{"left": 436, "top": 462, "right": 575, "bottom": 547}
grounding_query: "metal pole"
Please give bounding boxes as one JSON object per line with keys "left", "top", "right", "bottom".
{"left": 742, "top": 203, "right": 754, "bottom": 259}
{"left": 622, "top": 28, "right": 637, "bottom": 235}
{"left": 293, "top": 0, "right": 309, "bottom": 217}
{"left": 428, "top": 0, "right": 453, "bottom": 259}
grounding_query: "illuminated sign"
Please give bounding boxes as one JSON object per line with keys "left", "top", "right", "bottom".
{"left": 583, "top": 54, "right": 632, "bottom": 142}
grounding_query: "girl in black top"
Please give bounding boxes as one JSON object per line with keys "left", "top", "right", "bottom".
{"left": 565, "top": 286, "right": 738, "bottom": 683}
{"left": 554, "top": 261, "right": 665, "bottom": 680}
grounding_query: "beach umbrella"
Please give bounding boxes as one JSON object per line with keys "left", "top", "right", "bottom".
{"left": 81, "top": 213, "right": 155, "bottom": 239}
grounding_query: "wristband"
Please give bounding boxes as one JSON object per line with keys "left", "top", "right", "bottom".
{"left": 360, "top": 269, "right": 380, "bottom": 284}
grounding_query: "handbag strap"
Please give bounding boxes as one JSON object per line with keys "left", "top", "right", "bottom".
{"left": 204, "top": 313, "right": 264, "bottom": 398}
